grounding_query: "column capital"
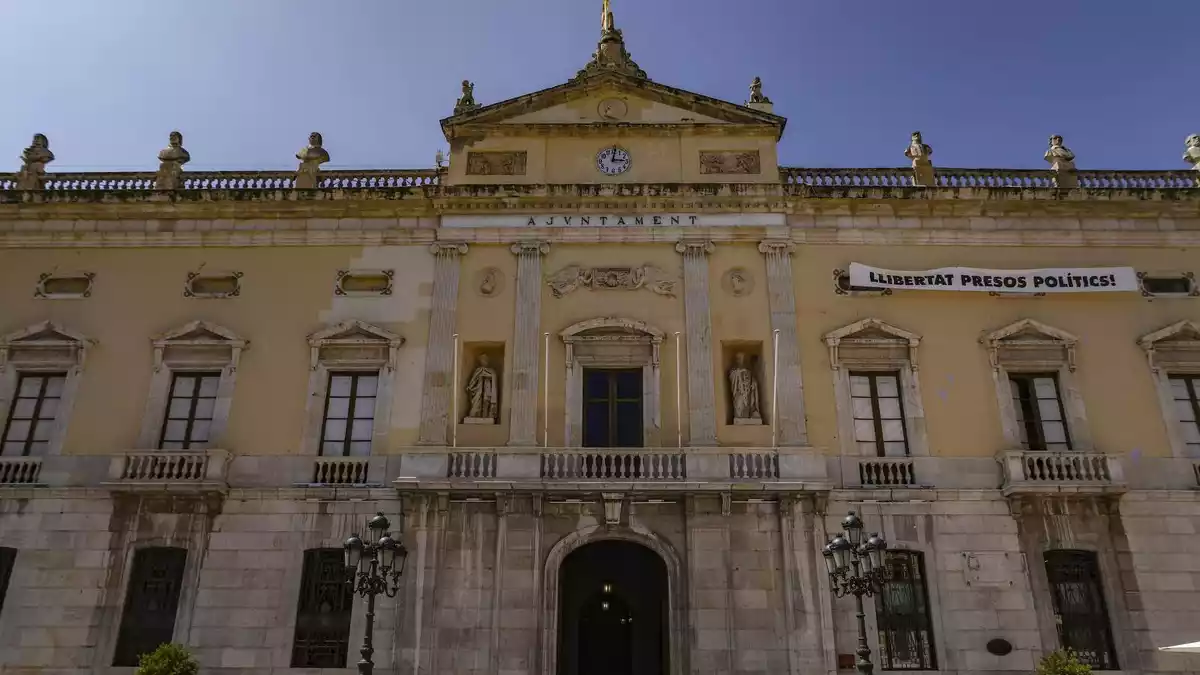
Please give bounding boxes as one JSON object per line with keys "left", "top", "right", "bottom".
{"left": 758, "top": 240, "right": 795, "bottom": 255}
{"left": 675, "top": 240, "right": 714, "bottom": 255}
{"left": 429, "top": 242, "right": 469, "bottom": 256}
{"left": 511, "top": 241, "right": 550, "bottom": 256}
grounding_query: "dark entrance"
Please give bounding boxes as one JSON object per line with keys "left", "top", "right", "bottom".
{"left": 583, "top": 368, "right": 643, "bottom": 447}
{"left": 558, "top": 540, "right": 668, "bottom": 675}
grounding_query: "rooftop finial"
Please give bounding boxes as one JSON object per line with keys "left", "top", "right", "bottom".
{"left": 576, "top": 0, "right": 647, "bottom": 80}
{"left": 602, "top": 0, "right": 615, "bottom": 35}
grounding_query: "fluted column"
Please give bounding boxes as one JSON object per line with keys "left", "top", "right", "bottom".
{"left": 418, "top": 242, "right": 469, "bottom": 444}
{"left": 676, "top": 241, "right": 718, "bottom": 446}
{"left": 759, "top": 240, "right": 808, "bottom": 445}
{"left": 507, "top": 242, "right": 549, "bottom": 446}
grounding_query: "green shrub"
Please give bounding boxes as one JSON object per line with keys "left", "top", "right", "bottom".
{"left": 135, "top": 643, "right": 199, "bottom": 675}
{"left": 1037, "top": 650, "right": 1092, "bottom": 675}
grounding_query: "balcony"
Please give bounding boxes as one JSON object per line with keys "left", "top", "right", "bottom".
{"left": 998, "top": 450, "right": 1126, "bottom": 497}
{"left": 102, "top": 449, "right": 230, "bottom": 494}
{"left": 395, "top": 446, "right": 830, "bottom": 493}
{"left": 0, "top": 457, "right": 43, "bottom": 486}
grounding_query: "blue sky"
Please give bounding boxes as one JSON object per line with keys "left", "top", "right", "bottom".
{"left": 0, "top": 0, "right": 1195, "bottom": 172}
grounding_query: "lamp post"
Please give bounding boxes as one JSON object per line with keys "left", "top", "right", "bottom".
{"left": 821, "top": 511, "right": 889, "bottom": 675}
{"left": 344, "top": 512, "right": 408, "bottom": 675}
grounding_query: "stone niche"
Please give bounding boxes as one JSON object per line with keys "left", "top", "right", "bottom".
{"left": 459, "top": 341, "right": 505, "bottom": 427}
{"left": 721, "top": 340, "right": 767, "bottom": 426}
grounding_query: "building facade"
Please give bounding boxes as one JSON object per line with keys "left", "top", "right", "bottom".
{"left": 3, "top": 8, "right": 1200, "bottom": 675}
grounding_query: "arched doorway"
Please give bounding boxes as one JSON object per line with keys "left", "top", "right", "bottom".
{"left": 557, "top": 540, "right": 668, "bottom": 675}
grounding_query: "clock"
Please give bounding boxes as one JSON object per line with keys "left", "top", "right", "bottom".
{"left": 596, "top": 146, "right": 631, "bottom": 176}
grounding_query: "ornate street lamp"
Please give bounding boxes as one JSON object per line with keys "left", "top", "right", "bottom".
{"left": 344, "top": 512, "right": 408, "bottom": 675}
{"left": 821, "top": 511, "right": 889, "bottom": 675}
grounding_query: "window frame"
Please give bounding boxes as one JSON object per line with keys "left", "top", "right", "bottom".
{"left": 291, "top": 548, "right": 355, "bottom": 668}
{"left": 303, "top": 321, "right": 403, "bottom": 456}
{"left": 1008, "top": 373, "right": 1073, "bottom": 452}
{"left": 2, "top": 372, "right": 68, "bottom": 457}
{"left": 1140, "top": 320, "right": 1200, "bottom": 458}
{"left": 158, "top": 371, "right": 223, "bottom": 450}
{"left": 824, "top": 318, "right": 928, "bottom": 457}
{"left": 0, "top": 321, "right": 90, "bottom": 457}
{"left": 111, "top": 546, "right": 189, "bottom": 667}
{"left": 875, "top": 549, "right": 937, "bottom": 671}
{"left": 0, "top": 547, "right": 16, "bottom": 618}
{"left": 983, "top": 319, "right": 1092, "bottom": 453}
{"left": 319, "top": 371, "right": 381, "bottom": 457}
{"left": 1043, "top": 549, "right": 1119, "bottom": 671}
{"left": 850, "top": 371, "right": 910, "bottom": 457}
{"left": 137, "top": 321, "right": 246, "bottom": 451}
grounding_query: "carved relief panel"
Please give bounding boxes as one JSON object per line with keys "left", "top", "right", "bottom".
{"left": 699, "top": 150, "right": 761, "bottom": 175}
{"left": 466, "top": 151, "right": 528, "bottom": 176}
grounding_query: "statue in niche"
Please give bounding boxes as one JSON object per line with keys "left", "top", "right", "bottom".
{"left": 904, "top": 131, "right": 934, "bottom": 186}
{"left": 728, "top": 352, "right": 762, "bottom": 424}
{"left": 295, "top": 132, "right": 330, "bottom": 189}
{"left": 465, "top": 354, "right": 499, "bottom": 423}
{"left": 1184, "top": 134, "right": 1200, "bottom": 173}
{"left": 16, "top": 134, "right": 55, "bottom": 189}
{"left": 156, "top": 131, "right": 191, "bottom": 190}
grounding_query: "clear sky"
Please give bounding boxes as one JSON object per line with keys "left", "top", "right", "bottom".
{"left": 0, "top": 0, "right": 1195, "bottom": 172}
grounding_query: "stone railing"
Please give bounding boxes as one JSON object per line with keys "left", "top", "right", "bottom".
{"left": 729, "top": 452, "right": 780, "bottom": 480}
{"left": 541, "top": 451, "right": 687, "bottom": 480}
{"left": 998, "top": 450, "right": 1125, "bottom": 496}
{"left": 0, "top": 457, "right": 43, "bottom": 486}
{"left": 310, "top": 457, "right": 371, "bottom": 486}
{"left": 779, "top": 167, "right": 1198, "bottom": 190}
{"left": 448, "top": 452, "right": 497, "bottom": 479}
{"left": 0, "top": 168, "right": 440, "bottom": 192}
{"left": 858, "top": 458, "right": 916, "bottom": 487}
{"left": 104, "top": 449, "right": 230, "bottom": 493}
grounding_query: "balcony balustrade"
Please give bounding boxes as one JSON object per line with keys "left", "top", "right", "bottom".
{"left": 0, "top": 457, "right": 43, "bottom": 486}
{"left": 998, "top": 450, "right": 1126, "bottom": 496}
{"left": 103, "top": 449, "right": 230, "bottom": 494}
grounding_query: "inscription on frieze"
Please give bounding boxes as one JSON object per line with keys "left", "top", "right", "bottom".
{"left": 466, "top": 151, "right": 527, "bottom": 176}
{"left": 699, "top": 150, "right": 761, "bottom": 175}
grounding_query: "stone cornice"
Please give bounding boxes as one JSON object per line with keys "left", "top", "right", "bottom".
{"left": 451, "top": 122, "right": 780, "bottom": 138}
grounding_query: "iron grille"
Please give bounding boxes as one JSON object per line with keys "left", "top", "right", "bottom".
{"left": 876, "top": 550, "right": 936, "bottom": 670}
{"left": 0, "top": 547, "right": 16, "bottom": 616}
{"left": 292, "top": 549, "right": 354, "bottom": 668}
{"left": 1045, "top": 550, "right": 1118, "bottom": 670}
{"left": 113, "top": 547, "right": 187, "bottom": 667}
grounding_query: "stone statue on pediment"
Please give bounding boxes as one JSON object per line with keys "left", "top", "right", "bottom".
{"left": 1185, "top": 134, "right": 1200, "bottom": 174}
{"left": 465, "top": 354, "right": 499, "bottom": 423}
{"left": 156, "top": 131, "right": 190, "bottom": 190}
{"left": 748, "top": 77, "right": 770, "bottom": 104}
{"left": 729, "top": 352, "right": 762, "bottom": 424}
{"left": 454, "top": 80, "right": 479, "bottom": 115}
{"left": 295, "top": 132, "right": 330, "bottom": 189}
{"left": 904, "top": 131, "right": 935, "bottom": 187}
{"left": 16, "top": 134, "right": 54, "bottom": 190}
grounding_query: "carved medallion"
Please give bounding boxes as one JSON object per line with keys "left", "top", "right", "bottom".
{"left": 722, "top": 268, "right": 754, "bottom": 297}
{"left": 597, "top": 98, "right": 628, "bottom": 121}
{"left": 466, "top": 151, "right": 527, "bottom": 176}
{"left": 545, "top": 264, "right": 676, "bottom": 298}
{"left": 699, "top": 150, "right": 761, "bottom": 175}
{"left": 475, "top": 267, "right": 504, "bottom": 297}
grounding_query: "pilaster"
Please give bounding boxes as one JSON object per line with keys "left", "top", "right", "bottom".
{"left": 676, "top": 241, "right": 717, "bottom": 446}
{"left": 508, "top": 242, "right": 549, "bottom": 446}
{"left": 418, "top": 242, "right": 468, "bottom": 445}
{"left": 759, "top": 240, "right": 808, "bottom": 445}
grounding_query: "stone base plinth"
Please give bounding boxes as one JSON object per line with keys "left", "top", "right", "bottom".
{"left": 733, "top": 417, "right": 763, "bottom": 426}
{"left": 463, "top": 417, "right": 496, "bottom": 425}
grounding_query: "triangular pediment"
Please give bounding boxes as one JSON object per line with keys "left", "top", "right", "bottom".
{"left": 1140, "top": 320, "right": 1200, "bottom": 349}
{"left": 441, "top": 73, "right": 785, "bottom": 140}
{"left": 309, "top": 320, "right": 404, "bottom": 347}
{"left": 825, "top": 318, "right": 920, "bottom": 346}
{"left": 984, "top": 319, "right": 1078, "bottom": 346}
{"left": 2, "top": 320, "right": 89, "bottom": 346}
{"left": 154, "top": 320, "right": 246, "bottom": 347}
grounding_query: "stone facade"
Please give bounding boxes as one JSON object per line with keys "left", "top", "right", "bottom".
{"left": 3, "top": 5, "right": 1200, "bottom": 675}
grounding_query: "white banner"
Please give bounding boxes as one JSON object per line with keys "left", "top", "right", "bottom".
{"left": 848, "top": 262, "right": 1139, "bottom": 293}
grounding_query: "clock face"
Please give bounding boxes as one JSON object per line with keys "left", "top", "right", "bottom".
{"left": 596, "top": 146, "right": 632, "bottom": 176}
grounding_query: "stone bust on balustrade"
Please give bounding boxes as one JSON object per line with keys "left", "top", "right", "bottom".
{"left": 905, "top": 131, "right": 932, "bottom": 164}
{"left": 155, "top": 131, "right": 190, "bottom": 189}
{"left": 16, "top": 134, "right": 55, "bottom": 189}
{"left": 1184, "top": 134, "right": 1200, "bottom": 171}
{"left": 295, "top": 132, "right": 330, "bottom": 189}
{"left": 1044, "top": 135, "right": 1076, "bottom": 172}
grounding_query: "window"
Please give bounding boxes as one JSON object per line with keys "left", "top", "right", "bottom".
{"left": 320, "top": 373, "right": 378, "bottom": 456}
{"left": 159, "top": 372, "right": 220, "bottom": 449}
{"left": 582, "top": 368, "right": 644, "bottom": 448}
{"left": 2, "top": 373, "right": 65, "bottom": 456}
{"left": 1169, "top": 376, "right": 1200, "bottom": 455}
{"left": 1045, "top": 550, "right": 1118, "bottom": 670}
{"left": 292, "top": 549, "right": 354, "bottom": 668}
{"left": 876, "top": 551, "right": 936, "bottom": 671}
{"left": 1009, "top": 374, "right": 1071, "bottom": 451}
{"left": 113, "top": 547, "right": 187, "bottom": 667}
{"left": 834, "top": 270, "right": 891, "bottom": 296}
{"left": 1139, "top": 273, "right": 1194, "bottom": 297}
{"left": 850, "top": 372, "right": 908, "bottom": 457}
{"left": 0, "top": 547, "right": 16, "bottom": 617}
